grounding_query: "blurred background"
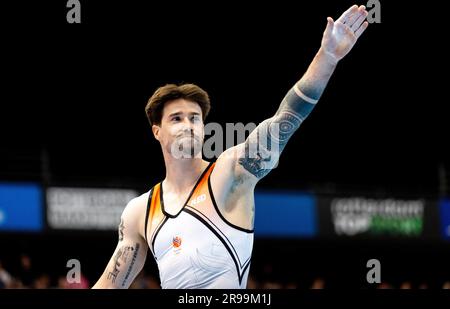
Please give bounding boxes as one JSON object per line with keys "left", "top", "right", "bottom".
{"left": 1, "top": 0, "right": 448, "bottom": 289}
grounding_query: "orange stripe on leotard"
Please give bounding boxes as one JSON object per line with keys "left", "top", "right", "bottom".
{"left": 147, "top": 183, "right": 165, "bottom": 244}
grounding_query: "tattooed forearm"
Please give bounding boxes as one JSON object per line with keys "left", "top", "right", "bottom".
{"left": 107, "top": 243, "right": 140, "bottom": 286}
{"left": 238, "top": 50, "right": 337, "bottom": 179}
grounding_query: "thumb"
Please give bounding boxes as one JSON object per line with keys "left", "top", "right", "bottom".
{"left": 323, "top": 17, "right": 334, "bottom": 38}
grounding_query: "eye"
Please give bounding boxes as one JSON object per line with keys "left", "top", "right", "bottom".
{"left": 191, "top": 115, "right": 200, "bottom": 122}
{"left": 172, "top": 116, "right": 181, "bottom": 122}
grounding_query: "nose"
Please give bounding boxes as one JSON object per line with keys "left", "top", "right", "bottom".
{"left": 181, "top": 117, "right": 195, "bottom": 131}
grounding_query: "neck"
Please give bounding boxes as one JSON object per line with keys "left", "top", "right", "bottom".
{"left": 162, "top": 152, "right": 209, "bottom": 194}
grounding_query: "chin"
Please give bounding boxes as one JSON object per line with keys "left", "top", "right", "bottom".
{"left": 170, "top": 140, "right": 203, "bottom": 159}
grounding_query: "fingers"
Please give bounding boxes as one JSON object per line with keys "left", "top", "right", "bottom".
{"left": 351, "top": 7, "right": 369, "bottom": 32}
{"left": 328, "top": 4, "right": 370, "bottom": 40}
{"left": 336, "top": 4, "right": 358, "bottom": 24}
{"left": 346, "top": 5, "right": 366, "bottom": 27}
{"left": 355, "top": 21, "right": 369, "bottom": 39}
{"left": 323, "top": 17, "right": 334, "bottom": 38}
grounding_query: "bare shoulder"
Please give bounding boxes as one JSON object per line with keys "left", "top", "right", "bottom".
{"left": 121, "top": 191, "right": 150, "bottom": 237}
{"left": 123, "top": 192, "right": 148, "bottom": 216}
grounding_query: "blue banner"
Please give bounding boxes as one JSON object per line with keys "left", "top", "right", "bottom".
{"left": 439, "top": 198, "right": 450, "bottom": 240}
{"left": 254, "top": 191, "right": 317, "bottom": 237}
{"left": 0, "top": 183, "right": 43, "bottom": 232}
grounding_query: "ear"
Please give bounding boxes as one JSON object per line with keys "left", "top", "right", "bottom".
{"left": 152, "top": 124, "right": 161, "bottom": 141}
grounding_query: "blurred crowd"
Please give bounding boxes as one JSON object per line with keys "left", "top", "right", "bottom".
{"left": 0, "top": 255, "right": 89, "bottom": 289}
{"left": 1, "top": 255, "right": 449, "bottom": 289}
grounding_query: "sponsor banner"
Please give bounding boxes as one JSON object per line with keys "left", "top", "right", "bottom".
{"left": 47, "top": 187, "right": 138, "bottom": 230}
{"left": 318, "top": 196, "right": 439, "bottom": 238}
{"left": 255, "top": 191, "right": 317, "bottom": 237}
{"left": 0, "top": 183, "right": 43, "bottom": 232}
{"left": 439, "top": 198, "right": 450, "bottom": 240}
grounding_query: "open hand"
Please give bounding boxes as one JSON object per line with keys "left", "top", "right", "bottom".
{"left": 321, "top": 5, "right": 369, "bottom": 63}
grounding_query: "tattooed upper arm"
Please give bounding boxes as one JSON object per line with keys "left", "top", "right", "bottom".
{"left": 93, "top": 195, "right": 148, "bottom": 289}
{"left": 118, "top": 218, "right": 125, "bottom": 241}
{"left": 237, "top": 83, "right": 318, "bottom": 180}
{"left": 106, "top": 242, "right": 142, "bottom": 287}
{"left": 238, "top": 111, "right": 302, "bottom": 179}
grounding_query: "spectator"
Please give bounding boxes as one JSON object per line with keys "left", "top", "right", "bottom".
{"left": 0, "top": 261, "right": 13, "bottom": 288}
{"left": 18, "top": 254, "right": 36, "bottom": 287}
{"left": 246, "top": 275, "right": 259, "bottom": 289}
{"left": 311, "top": 277, "right": 325, "bottom": 289}
{"left": 399, "top": 281, "right": 412, "bottom": 289}
{"left": 33, "top": 274, "right": 51, "bottom": 289}
{"left": 58, "top": 272, "right": 90, "bottom": 289}
{"left": 377, "top": 282, "right": 394, "bottom": 289}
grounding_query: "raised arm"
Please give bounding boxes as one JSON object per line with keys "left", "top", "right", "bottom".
{"left": 232, "top": 5, "right": 369, "bottom": 182}
{"left": 92, "top": 195, "right": 148, "bottom": 289}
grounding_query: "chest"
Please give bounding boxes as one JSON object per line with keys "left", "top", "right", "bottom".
{"left": 152, "top": 211, "right": 228, "bottom": 261}
{"left": 163, "top": 190, "right": 193, "bottom": 215}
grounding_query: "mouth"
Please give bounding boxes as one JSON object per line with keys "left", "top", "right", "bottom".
{"left": 177, "top": 134, "right": 199, "bottom": 141}
{"left": 171, "top": 135, "right": 203, "bottom": 158}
